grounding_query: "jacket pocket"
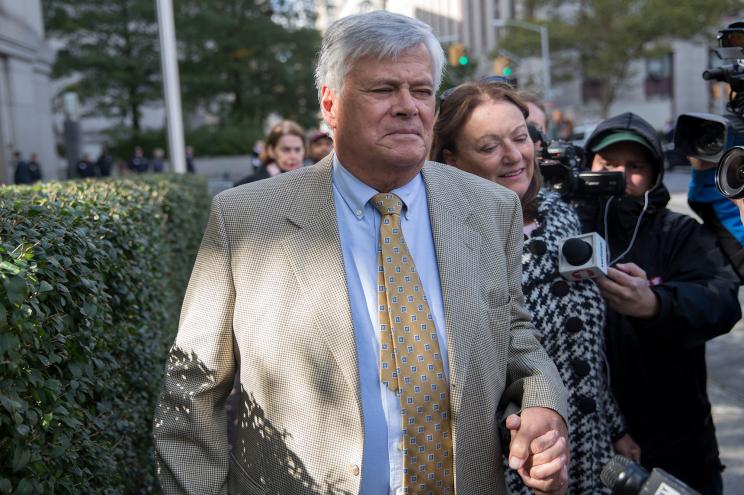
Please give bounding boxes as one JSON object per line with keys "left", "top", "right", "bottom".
{"left": 228, "top": 453, "right": 268, "bottom": 495}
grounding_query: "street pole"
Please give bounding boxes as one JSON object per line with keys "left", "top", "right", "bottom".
{"left": 539, "top": 24, "right": 551, "bottom": 101}
{"left": 156, "top": 0, "right": 186, "bottom": 174}
{"left": 493, "top": 19, "right": 551, "bottom": 100}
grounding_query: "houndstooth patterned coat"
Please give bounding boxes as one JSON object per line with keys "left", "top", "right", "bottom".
{"left": 506, "top": 190, "right": 625, "bottom": 495}
{"left": 153, "top": 156, "right": 568, "bottom": 495}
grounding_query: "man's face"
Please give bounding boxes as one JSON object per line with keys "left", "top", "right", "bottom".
{"left": 526, "top": 102, "right": 547, "bottom": 135}
{"left": 591, "top": 141, "right": 656, "bottom": 197}
{"left": 308, "top": 137, "right": 333, "bottom": 161}
{"left": 320, "top": 44, "right": 436, "bottom": 190}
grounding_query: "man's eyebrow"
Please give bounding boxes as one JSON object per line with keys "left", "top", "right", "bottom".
{"left": 367, "top": 78, "right": 433, "bottom": 87}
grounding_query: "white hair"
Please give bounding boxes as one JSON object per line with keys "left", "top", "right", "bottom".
{"left": 314, "top": 10, "right": 446, "bottom": 99}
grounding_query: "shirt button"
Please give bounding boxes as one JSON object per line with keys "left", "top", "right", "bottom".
{"left": 348, "top": 464, "right": 360, "bottom": 476}
{"left": 355, "top": 209, "right": 363, "bottom": 217}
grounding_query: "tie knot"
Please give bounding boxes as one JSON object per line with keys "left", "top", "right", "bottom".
{"left": 372, "top": 193, "right": 403, "bottom": 217}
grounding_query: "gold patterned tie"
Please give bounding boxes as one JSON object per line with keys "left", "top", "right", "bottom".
{"left": 372, "top": 192, "right": 454, "bottom": 495}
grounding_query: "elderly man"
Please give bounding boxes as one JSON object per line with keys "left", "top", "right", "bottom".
{"left": 154, "top": 11, "right": 568, "bottom": 495}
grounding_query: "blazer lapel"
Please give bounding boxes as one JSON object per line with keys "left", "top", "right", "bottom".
{"left": 281, "top": 157, "right": 362, "bottom": 413}
{"left": 421, "top": 163, "right": 481, "bottom": 418}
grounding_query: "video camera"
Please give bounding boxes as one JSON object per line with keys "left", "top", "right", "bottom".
{"left": 530, "top": 125, "right": 625, "bottom": 199}
{"left": 674, "top": 19, "right": 744, "bottom": 198}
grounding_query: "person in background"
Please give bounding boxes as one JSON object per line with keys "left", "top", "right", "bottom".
{"left": 519, "top": 91, "right": 548, "bottom": 135}
{"left": 432, "top": 79, "right": 623, "bottom": 495}
{"left": 151, "top": 148, "right": 165, "bottom": 173}
{"left": 304, "top": 129, "right": 334, "bottom": 165}
{"left": 76, "top": 153, "right": 96, "bottom": 178}
{"left": 154, "top": 11, "right": 569, "bottom": 494}
{"left": 96, "top": 146, "right": 113, "bottom": 177}
{"left": 13, "top": 151, "right": 41, "bottom": 185}
{"left": 26, "top": 152, "right": 43, "bottom": 183}
{"left": 233, "top": 120, "right": 305, "bottom": 187}
{"left": 549, "top": 109, "right": 574, "bottom": 141}
{"left": 687, "top": 156, "right": 744, "bottom": 281}
{"left": 185, "top": 146, "right": 196, "bottom": 174}
{"left": 250, "top": 139, "right": 265, "bottom": 171}
{"left": 519, "top": 91, "right": 549, "bottom": 153}
{"left": 128, "top": 146, "right": 149, "bottom": 174}
{"left": 579, "top": 112, "right": 741, "bottom": 495}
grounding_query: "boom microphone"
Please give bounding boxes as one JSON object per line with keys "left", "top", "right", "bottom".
{"left": 600, "top": 455, "right": 701, "bottom": 495}
{"left": 558, "top": 232, "right": 608, "bottom": 281}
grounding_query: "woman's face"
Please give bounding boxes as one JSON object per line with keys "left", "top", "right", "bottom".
{"left": 443, "top": 99, "right": 535, "bottom": 199}
{"left": 269, "top": 134, "right": 305, "bottom": 172}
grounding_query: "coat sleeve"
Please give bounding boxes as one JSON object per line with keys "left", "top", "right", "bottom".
{"left": 153, "top": 194, "right": 237, "bottom": 494}
{"left": 631, "top": 215, "right": 741, "bottom": 348}
{"left": 599, "top": 349, "right": 626, "bottom": 441}
{"left": 499, "top": 193, "right": 569, "bottom": 422}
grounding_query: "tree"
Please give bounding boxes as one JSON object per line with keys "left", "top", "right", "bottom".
{"left": 175, "top": 0, "right": 321, "bottom": 130}
{"left": 500, "top": 0, "right": 740, "bottom": 117}
{"left": 43, "top": 0, "right": 162, "bottom": 133}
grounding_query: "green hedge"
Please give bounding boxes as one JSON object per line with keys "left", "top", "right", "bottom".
{"left": 0, "top": 174, "right": 210, "bottom": 494}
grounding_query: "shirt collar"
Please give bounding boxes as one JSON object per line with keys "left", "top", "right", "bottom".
{"left": 332, "top": 154, "right": 423, "bottom": 220}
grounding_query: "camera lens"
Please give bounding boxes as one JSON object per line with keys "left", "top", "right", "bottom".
{"left": 716, "top": 146, "right": 744, "bottom": 199}
{"left": 694, "top": 122, "right": 725, "bottom": 155}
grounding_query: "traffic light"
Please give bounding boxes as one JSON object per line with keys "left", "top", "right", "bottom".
{"left": 493, "top": 56, "right": 512, "bottom": 77}
{"left": 448, "top": 43, "right": 470, "bottom": 67}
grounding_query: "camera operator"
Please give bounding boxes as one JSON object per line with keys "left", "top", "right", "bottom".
{"left": 687, "top": 156, "right": 744, "bottom": 280}
{"left": 576, "top": 112, "right": 741, "bottom": 495}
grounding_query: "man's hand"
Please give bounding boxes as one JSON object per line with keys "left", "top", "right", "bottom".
{"left": 688, "top": 156, "right": 717, "bottom": 171}
{"left": 506, "top": 407, "right": 569, "bottom": 494}
{"left": 596, "top": 263, "right": 659, "bottom": 318}
{"left": 733, "top": 198, "right": 744, "bottom": 226}
{"left": 613, "top": 433, "right": 641, "bottom": 463}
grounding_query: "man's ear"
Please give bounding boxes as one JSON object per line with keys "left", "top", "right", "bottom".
{"left": 320, "top": 85, "right": 338, "bottom": 129}
{"left": 442, "top": 149, "right": 457, "bottom": 166}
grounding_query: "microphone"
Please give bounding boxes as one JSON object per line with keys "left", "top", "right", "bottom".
{"left": 557, "top": 232, "right": 608, "bottom": 281}
{"left": 600, "top": 455, "right": 701, "bottom": 495}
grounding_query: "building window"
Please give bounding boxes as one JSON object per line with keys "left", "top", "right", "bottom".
{"left": 645, "top": 53, "right": 673, "bottom": 98}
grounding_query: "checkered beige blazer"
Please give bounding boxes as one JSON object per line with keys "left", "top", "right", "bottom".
{"left": 153, "top": 155, "right": 568, "bottom": 494}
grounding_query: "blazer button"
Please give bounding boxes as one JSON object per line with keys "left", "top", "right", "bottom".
{"left": 349, "top": 464, "right": 360, "bottom": 476}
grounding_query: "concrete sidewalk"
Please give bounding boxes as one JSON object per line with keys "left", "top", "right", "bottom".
{"left": 666, "top": 168, "right": 744, "bottom": 493}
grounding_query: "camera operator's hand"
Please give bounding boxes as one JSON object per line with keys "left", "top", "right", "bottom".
{"left": 732, "top": 198, "right": 744, "bottom": 226}
{"left": 688, "top": 156, "right": 717, "bottom": 171}
{"left": 596, "top": 263, "right": 660, "bottom": 318}
{"left": 613, "top": 433, "right": 641, "bottom": 463}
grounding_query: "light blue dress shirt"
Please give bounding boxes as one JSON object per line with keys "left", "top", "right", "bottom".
{"left": 331, "top": 156, "right": 450, "bottom": 495}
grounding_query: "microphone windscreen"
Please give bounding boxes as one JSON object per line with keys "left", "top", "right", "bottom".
{"left": 562, "top": 238, "right": 593, "bottom": 266}
{"left": 600, "top": 455, "right": 631, "bottom": 488}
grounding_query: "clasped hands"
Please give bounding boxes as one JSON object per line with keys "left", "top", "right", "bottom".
{"left": 506, "top": 407, "right": 569, "bottom": 494}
